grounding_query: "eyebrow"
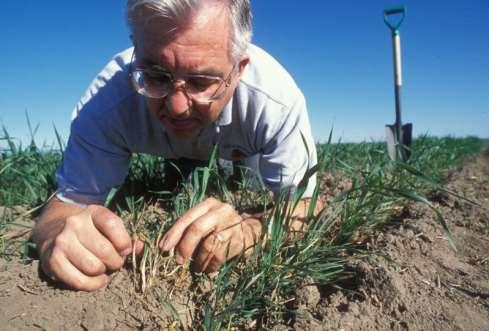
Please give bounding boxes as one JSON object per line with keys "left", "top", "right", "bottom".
{"left": 139, "top": 57, "right": 224, "bottom": 77}
{"left": 191, "top": 68, "right": 224, "bottom": 77}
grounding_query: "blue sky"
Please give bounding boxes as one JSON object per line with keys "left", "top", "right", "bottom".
{"left": 1, "top": 0, "right": 487, "bottom": 148}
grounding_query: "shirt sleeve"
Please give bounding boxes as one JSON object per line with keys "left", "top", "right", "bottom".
{"left": 55, "top": 102, "right": 131, "bottom": 206}
{"left": 258, "top": 93, "right": 318, "bottom": 199}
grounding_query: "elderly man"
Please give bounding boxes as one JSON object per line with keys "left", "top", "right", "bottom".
{"left": 33, "top": 0, "right": 319, "bottom": 291}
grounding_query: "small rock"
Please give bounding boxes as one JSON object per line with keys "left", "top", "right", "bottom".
{"left": 296, "top": 277, "right": 321, "bottom": 308}
{"left": 356, "top": 261, "right": 371, "bottom": 276}
{"left": 404, "top": 229, "right": 415, "bottom": 239}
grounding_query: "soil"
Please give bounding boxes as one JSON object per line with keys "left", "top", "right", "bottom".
{"left": 0, "top": 152, "right": 488, "bottom": 330}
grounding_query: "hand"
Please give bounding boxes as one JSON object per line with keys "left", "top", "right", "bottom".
{"left": 38, "top": 205, "right": 134, "bottom": 291}
{"left": 159, "top": 197, "right": 262, "bottom": 273}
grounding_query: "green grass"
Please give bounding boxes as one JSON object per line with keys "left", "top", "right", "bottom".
{"left": 196, "top": 136, "right": 482, "bottom": 328}
{"left": 0, "top": 128, "right": 61, "bottom": 208}
{"left": 0, "top": 124, "right": 484, "bottom": 328}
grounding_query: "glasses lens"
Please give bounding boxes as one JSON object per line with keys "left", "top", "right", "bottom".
{"left": 132, "top": 69, "right": 172, "bottom": 98}
{"left": 186, "top": 76, "right": 226, "bottom": 102}
{"left": 131, "top": 68, "right": 230, "bottom": 101}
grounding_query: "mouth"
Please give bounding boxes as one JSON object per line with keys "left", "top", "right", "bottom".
{"left": 159, "top": 114, "right": 201, "bottom": 133}
{"left": 152, "top": 105, "right": 206, "bottom": 137}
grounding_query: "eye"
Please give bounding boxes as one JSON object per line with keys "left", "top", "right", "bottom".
{"left": 142, "top": 70, "right": 172, "bottom": 86}
{"left": 187, "top": 76, "right": 220, "bottom": 91}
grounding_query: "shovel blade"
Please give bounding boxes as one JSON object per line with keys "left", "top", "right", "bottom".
{"left": 386, "top": 123, "right": 412, "bottom": 161}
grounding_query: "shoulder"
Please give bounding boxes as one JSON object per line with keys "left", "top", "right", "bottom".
{"left": 69, "top": 48, "right": 155, "bottom": 152}
{"left": 223, "top": 45, "right": 310, "bottom": 158}
{"left": 72, "top": 47, "right": 138, "bottom": 122}
{"left": 239, "top": 44, "right": 303, "bottom": 111}
{"left": 230, "top": 45, "right": 307, "bottom": 143}
{"left": 233, "top": 44, "right": 306, "bottom": 131}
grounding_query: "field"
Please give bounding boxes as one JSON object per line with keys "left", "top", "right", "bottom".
{"left": 0, "top": 131, "right": 488, "bottom": 330}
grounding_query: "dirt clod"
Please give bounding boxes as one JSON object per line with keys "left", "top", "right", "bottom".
{"left": 295, "top": 276, "right": 321, "bottom": 308}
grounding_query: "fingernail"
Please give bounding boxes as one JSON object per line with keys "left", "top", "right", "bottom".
{"left": 121, "top": 248, "right": 132, "bottom": 256}
{"left": 159, "top": 237, "right": 168, "bottom": 251}
{"left": 175, "top": 253, "right": 184, "bottom": 264}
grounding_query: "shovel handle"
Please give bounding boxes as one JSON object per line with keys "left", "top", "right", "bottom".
{"left": 383, "top": 6, "right": 406, "bottom": 33}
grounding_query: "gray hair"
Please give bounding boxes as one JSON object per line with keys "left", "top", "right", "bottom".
{"left": 126, "top": 0, "right": 252, "bottom": 60}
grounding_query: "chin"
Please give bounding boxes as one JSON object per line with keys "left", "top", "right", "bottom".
{"left": 156, "top": 114, "right": 203, "bottom": 139}
{"left": 167, "top": 128, "right": 201, "bottom": 139}
{"left": 163, "top": 121, "right": 203, "bottom": 139}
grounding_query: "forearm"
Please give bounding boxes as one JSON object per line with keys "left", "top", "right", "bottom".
{"left": 33, "top": 197, "right": 85, "bottom": 253}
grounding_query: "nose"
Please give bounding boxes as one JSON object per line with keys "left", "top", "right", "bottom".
{"left": 164, "top": 84, "right": 192, "bottom": 118}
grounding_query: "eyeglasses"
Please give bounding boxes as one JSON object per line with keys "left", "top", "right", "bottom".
{"left": 130, "top": 51, "right": 236, "bottom": 103}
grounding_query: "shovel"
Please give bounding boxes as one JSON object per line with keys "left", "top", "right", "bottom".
{"left": 384, "top": 6, "right": 412, "bottom": 161}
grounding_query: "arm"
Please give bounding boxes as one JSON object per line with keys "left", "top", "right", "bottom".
{"left": 33, "top": 197, "right": 133, "bottom": 291}
{"left": 41, "top": 118, "right": 133, "bottom": 291}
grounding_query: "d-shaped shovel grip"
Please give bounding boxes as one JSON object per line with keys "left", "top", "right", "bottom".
{"left": 383, "top": 6, "right": 406, "bottom": 33}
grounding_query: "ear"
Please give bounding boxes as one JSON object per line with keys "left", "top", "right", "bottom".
{"left": 236, "top": 53, "right": 250, "bottom": 78}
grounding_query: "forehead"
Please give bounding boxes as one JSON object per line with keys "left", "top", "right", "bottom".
{"left": 135, "top": 2, "right": 232, "bottom": 73}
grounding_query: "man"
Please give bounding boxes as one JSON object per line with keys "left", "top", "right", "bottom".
{"left": 33, "top": 0, "right": 319, "bottom": 291}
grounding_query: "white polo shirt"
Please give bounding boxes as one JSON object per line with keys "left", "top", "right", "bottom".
{"left": 56, "top": 44, "right": 318, "bottom": 205}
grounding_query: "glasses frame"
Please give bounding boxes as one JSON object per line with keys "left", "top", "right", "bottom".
{"left": 129, "top": 49, "right": 237, "bottom": 103}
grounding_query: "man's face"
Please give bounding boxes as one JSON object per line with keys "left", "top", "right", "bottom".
{"left": 134, "top": 3, "right": 248, "bottom": 139}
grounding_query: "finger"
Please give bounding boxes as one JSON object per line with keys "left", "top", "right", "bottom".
{"left": 159, "top": 197, "right": 221, "bottom": 251}
{"left": 205, "top": 256, "right": 224, "bottom": 273}
{"left": 77, "top": 228, "right": 124, "bottom": 271}
{"left": 48, "top": 246, "right": 108, "bottom": 291}
{"left": 201, "top": 233, "right": 238, "bottom": 273}
{"left": 192, "top": 217, "right": 241, "bottom": 273}
{"left": 176, "top": 204, "right": 238, "bottom": 262}
{"left": 40, "top": 243, "right": 58, "bottom": 281}
{"left": 192, "top": 233, "right": 222, "bottom": 273}
{"left": 204, "top": 238, "right": 246, "bottom": 273}
{"left": 194, "top": 218, "right": 262, "bottom": 273}
{"left": 56, "top": 232, "right": 106, "bottom": 276}
{"left": 213, "top": 226, "right": 244, "bottom": 261}
{"left": 90, "top": 207, "right": 132, "bottom": 256}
